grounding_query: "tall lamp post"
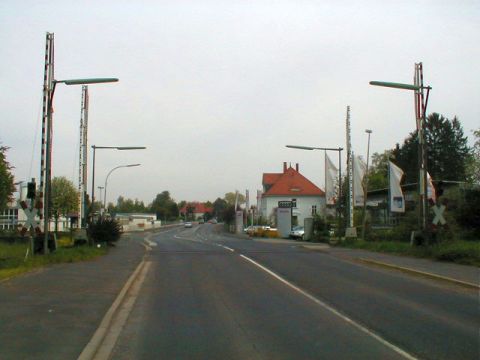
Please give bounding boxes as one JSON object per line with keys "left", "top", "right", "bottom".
{"left": 104, "top": 164, "right": 141, "bottom": 211}
{"left": 286, "top": 145, "right": 344, "bottom": 234}
{"left": 90, "top": 146, "right": 146, "bottom": 219}
{"left": 361, "top": 129, "right": 372, "bottom": 240}
{"left": 370, "top": 63, "right": 431, "bottom": 234}
{"left": 43, "top": 77, "right": 118, "bottom": 254}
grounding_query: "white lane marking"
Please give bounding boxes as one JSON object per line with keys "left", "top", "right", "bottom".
{"left": 144, "top": 239, "right": 157, "bottom": 247}
{"left": 239, "top": 254, "right": 418, "bottom": 360}
{"left": 220, "top": 245, "right": 235, "bottom": 252}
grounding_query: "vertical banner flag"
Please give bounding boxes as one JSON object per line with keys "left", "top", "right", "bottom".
{"left": 353, "top": 155, "right": 366, "bottom": 207}
{"left": 246, "top": 189, "right": 250, "bottom": 212}
{"left": 325, "top": 153, "right": 338, "bottom": 205}
{"left": 257, "top": 190, "right": 262, "bottom": 209}
{"left": 389, "top": 161, "right": 405, "bottom": 213}
{"left": 427, "top": 172, "right": 436, "bottom": 203}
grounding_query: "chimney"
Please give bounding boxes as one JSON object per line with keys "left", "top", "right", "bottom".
{"left": 295, "top": 163, "right": 299, "bottom": 172}
{"left": 283, "top": 162, "right": 287, "bottom": 173}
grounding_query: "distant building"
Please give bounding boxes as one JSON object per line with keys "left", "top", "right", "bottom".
{"left": 260, "top": 162, "right": 325, "bottom": 226}
{"left": 179, "top": 202, "right": 213, "bottom": 220}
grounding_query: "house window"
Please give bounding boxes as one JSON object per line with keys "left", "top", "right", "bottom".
{"left": 291, "top": 199, "right": 297, "bottom": 208}
{"left": 312, "top": 205, "right": 317, "bottom": 215}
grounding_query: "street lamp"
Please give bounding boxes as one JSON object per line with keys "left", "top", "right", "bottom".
{"left": 370, "top": 63, "right": 432, "bottom": 234}
{"left": 90, "top": 146, "right": 146, "bottom": 218}
{"left": 43, "top": 77, "right": 118, "bottom": 254}
{"left": 103, "top": 164, "right": 141, "bottom": 211}
{"left": 361, "top": 129, "right": 372, "bottom": 240}
{"left": 286, "top": 144, "right": 344, "bottom": 233}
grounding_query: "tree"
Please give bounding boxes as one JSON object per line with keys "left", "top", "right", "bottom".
{"left": 51, "top": 177, "right": 78, "bottom": 231}
{"left": 367, "top": 150, "right": 393, "bottom": 190}
{"left": 224, "top": 192, "right": 246, "bottom": 207}
{"left": 392, "top": 113, "right": 470, "bottom": 183}
{"left": 150, "top": 191, "right": 178, "bottom": 220}
{"left": 0, "top": 144, "right": 15, "bottom": 211}
{"left": 212, "top": 197, "right": 227, "bottom": 220}
{"left": 466, "top": 128, "right": 480, "bottom": 185}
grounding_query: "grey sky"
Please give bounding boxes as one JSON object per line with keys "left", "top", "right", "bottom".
{"left": 1, "top": 1, "right": 479, "bottom": 205}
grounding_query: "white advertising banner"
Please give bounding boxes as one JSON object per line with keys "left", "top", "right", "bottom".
{"left": 389, "top": 161, "right": 405, "bottom": 213}
{"left": 325, "top": 153, "right": 338, "bottom": 205}
{"left": 353, "top": 156, "right": 366, "bottom": 207}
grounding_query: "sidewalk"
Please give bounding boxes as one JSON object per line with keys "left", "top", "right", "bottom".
{"left": 0, "top": 233, "right": 146, "bottom": 360}
{"left": 246, "top": 234, "right": 478, "bottom": 288}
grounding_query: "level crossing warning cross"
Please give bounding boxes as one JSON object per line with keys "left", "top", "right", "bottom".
{"left": 19, "top": 200, "right": 42, "bottom": 236}
{"left": 432, "top": 204, "right": 446, "bottom": 226}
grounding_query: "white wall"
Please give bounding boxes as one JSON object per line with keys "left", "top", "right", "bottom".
{"left": 262, "top": 195, "right": 325, "bottom": 226}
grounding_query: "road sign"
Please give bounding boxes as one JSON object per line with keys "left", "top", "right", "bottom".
{"left": 278, "top": 201, "right": 292, "bottom": 208}
{"left": 432, "top": 204, "right": 446, "bottom": 226}
{"left": 19, "top": 200, "right": 42, "bottom": 236}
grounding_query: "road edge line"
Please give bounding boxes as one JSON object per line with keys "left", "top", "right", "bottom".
{"left": 357, "top": 258, "right": 479, "bottom": 290}
{"left": 239, "top": 254, "right": 418, "bottom": 360}
{"left": 77, "top": 258, "right": 147, "bottom": 360}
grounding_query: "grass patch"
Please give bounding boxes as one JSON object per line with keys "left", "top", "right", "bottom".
{"left": 0, "top": 241, "right": 107, "bottom": 281}
{"left": 337, "top": 239, "right": 480, "bottom": 266}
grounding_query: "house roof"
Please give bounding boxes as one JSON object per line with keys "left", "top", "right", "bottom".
{"left": 263, "top": 166, "right": 325, "bottom": 197}
{"left": 262, "top": 173, "right": 282, "bottom": 185}
{"left": 180, "top": 202, "right": 213, "bottom": 214}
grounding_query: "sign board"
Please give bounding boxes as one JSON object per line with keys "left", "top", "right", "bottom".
{"left": 432, "top": 204, "right": 446, "bottom": 226}
{"left": 278, "top": 201, "right": 293, "bottom": 208}
{"left": 235, "top": 210, "right": 244, "bottom": 234}
{"left": 276, "top": 207, "right": 292, "bottom": 238}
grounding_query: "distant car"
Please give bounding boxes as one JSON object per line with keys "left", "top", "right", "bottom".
{"left": 184, "top": 222, "right": 192, "bottom": 228}
{"left": 199, "top": 219, "right": 205, "bottom": 224}
{"left": 289, "top": 226, "right": 304, "bottom": 240}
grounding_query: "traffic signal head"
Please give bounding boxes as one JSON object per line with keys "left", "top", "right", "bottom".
{"left": 27, "top": 180, "right": 36, "bottom": 199}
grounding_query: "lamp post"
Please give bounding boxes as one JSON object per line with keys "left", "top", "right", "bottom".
{"left": 90, "top": 146, "right": 146, "bottom": 219}
{"left": 370, "top": 63, "right": 432, "bottom": 234}
{"left": 361, "top": 129, "right": 372, "bottom": 240}
{"left": 286, "top": 145, "right": 344, "bottom": 234}
{"left": 43, "top": 77, "right": 118, "bottom": 254}
{"left": 104, "top": 164, "right": 141, "bottom": 211}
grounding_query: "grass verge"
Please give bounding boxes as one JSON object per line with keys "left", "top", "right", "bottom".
{"left": 337, "top": 239, "right": 480, "bottom": 266}
{"left": 0, "top": 242, "right": 107, "bottom": 281}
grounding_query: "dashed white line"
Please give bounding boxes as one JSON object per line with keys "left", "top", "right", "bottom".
{"left": 239, "top": 254, "right": 418, "bottom": 360}
{"left": 220, "top": 245, "right": 235, "bottom": 252}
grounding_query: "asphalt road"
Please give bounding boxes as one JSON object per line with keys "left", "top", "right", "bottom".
{"left": 111, "top": 224, "right": 479, "bottom": 360}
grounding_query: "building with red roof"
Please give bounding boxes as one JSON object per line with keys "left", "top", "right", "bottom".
{"left": 260, "top": 162, "right": 325, "bottom": 226}
{"left": 179, "top": 202, "right": 213, "bottom": 220}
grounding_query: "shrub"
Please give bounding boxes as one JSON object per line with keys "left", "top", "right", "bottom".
{"left": 88, "top": 218, "right": 122, "bottom": 245}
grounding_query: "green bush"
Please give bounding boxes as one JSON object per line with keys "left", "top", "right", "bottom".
{"left": 88, "top": 218, "right": 122, "bottom": 245}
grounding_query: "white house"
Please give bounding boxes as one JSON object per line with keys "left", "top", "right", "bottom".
{"left": 260, "top": 162, "right": 325, "bottom": 226}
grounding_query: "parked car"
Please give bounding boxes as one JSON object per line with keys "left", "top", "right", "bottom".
{"left": 184, "top": 222, "right": 192, "bottom": 228}
{"left": 289, "top": 226, "right": 304, "bottom": 240}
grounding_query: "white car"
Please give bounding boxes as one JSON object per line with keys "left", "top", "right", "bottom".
{"left": 289, "top": 226, "right": 305, "bottom": 240}
{"left": 184, "top": 222, "right": 192, "bottom": 228}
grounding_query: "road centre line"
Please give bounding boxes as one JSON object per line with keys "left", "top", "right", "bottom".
{"left": 239, "top": 254, "right": 418, "bottom": 360}
{"left": 220, "top": 245, "right": 235, "bottom": 252}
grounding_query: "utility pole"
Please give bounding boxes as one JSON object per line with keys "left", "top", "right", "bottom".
{"left": 40, "top": 32, "right": 55, "bottom": 253}
{"left": 78, "top": 85, "right": 89, "bottom": 228}
{"left": 345, "top": 106, "right": 354, "bottom": 233}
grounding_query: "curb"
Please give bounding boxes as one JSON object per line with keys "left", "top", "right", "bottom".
{"left": 357, "top": 258, "right": 479, "bottom": 290}
{"left": 77, "top": 253, "right": 148, "bottom": 360}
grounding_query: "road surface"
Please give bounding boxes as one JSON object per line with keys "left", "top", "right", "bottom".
{"left": 109, "top": 224, "right": 478, "bottom": 360}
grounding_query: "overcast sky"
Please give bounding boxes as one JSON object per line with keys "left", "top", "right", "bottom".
{"left": 1, "top": 1, "right": 479, "bottom": 205}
